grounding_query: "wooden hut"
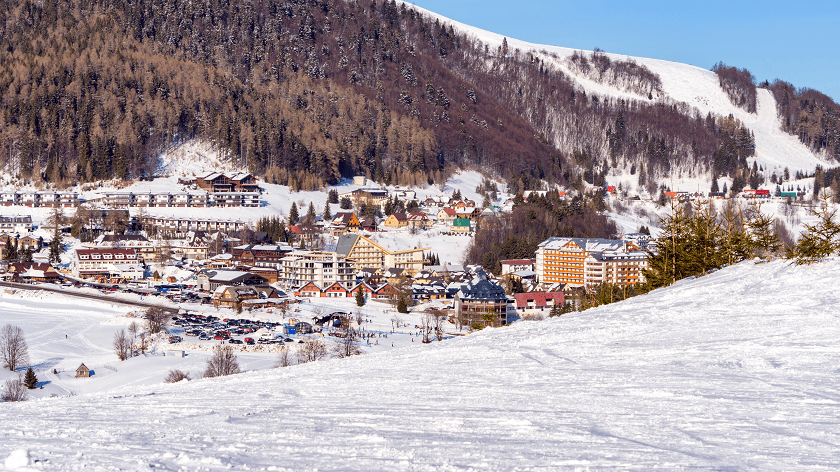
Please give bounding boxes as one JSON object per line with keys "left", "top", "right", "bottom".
{"left": 76, "top": 363, "right": 90, "bottom": 378}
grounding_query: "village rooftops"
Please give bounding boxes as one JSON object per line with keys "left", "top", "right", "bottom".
{"left": 538, "top": 237, "right": 633, "bottom": 253}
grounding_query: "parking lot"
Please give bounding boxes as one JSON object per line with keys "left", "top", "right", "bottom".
{"left": 167, "top": 313, "right": 316, "bottom": 347}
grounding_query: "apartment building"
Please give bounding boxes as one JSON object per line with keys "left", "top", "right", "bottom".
{"left": 73, "top": 248, "right": 143, "bottom": 279}
{"left": 0, "top": 191, "right": 74, "bottom": 207}
{"left": 335, "top": 234, "right": 428, "bottom": 273}
{"left": 535, "top": 237, "right": 648, "bottom": 289}
{"left": 0, "top": 216, "right": 33, "bottom": 233}
{"left": 277, "top": 251, "right": 355, "bottom": 291}
{"left": 102, "top": 191, "right": 259, "bottom": 208}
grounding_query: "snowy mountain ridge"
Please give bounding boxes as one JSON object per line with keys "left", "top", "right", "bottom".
{"left": 398, "top": 1, "right": 835, "bottom": 178}
{"left": 1, "top": 258, "right": 838, "bottom": 469}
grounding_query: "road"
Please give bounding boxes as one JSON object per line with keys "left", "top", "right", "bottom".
{"left": 0, "top": 280, "right": 179, "bottom": 314}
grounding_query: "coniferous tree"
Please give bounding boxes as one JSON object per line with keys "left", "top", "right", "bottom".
{"left": 24, "top": 367, "right": 38, "bottom": 389}
{"left": 305, "top": 202, "right": 317, "bottom": 225}
{"left": 396, "top": 296, "right": 408, "bottom": 313}
{"left": 323, "top": 200, "right": 332, "bottom": 221}
{"left": 48, "top": 226, "right": 64, "bottom": 264}
{"left": 746, "top": 203, "right": 781, "bottom": 259}
{"left": 288, "top": 202, "right": 299, "bottom": 225}
{"left": 328, "top": 190, "right": 339, "bottom": 204}
{"left": 789, "top": 192, "right": 840, "bottom": 264}
{"left": 355, "top": 286, "right": 366, "bottom": 307}
{"left": 5, "top": 239, "right": 18, "bottom": 263}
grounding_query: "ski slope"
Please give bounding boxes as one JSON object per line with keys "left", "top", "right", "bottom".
{"left": 399, "top": 1, "right": 834, "bottom": 176}
{"left": 1, "top": 259, "right": 838, "bottom": 470}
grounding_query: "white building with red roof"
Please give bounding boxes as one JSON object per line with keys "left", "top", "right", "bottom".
{"left": 73, "top": 248, "right": 143, "bottom": 280}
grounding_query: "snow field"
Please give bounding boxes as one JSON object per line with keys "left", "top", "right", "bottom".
{"left": 1, "top": 258, "right": 838, "bottom": 470}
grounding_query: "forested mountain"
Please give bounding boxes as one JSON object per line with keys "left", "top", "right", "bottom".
{"left": 0, "top": 0, "right": 835, "bottom": 192}
{"left": 765, "top": 80, "right": 840, "bottom": 161}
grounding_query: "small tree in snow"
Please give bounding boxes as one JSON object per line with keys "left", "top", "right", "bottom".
{"left": 23, "top": 367, "right": 38, "bottom": 389}
{"left": 113, "top": 329, "right": 132, "bottom": 361}
{"left": 0, "top": 324, "right": 30, "bottom": 371}
{"left": 204, "top": 345, "right": 241, "bottom": 378}
{"left": 164, "top": 369, "right": 189, "bottom": 383}
{"left": 1, "top": 376, "right": 28, "bottom": 402}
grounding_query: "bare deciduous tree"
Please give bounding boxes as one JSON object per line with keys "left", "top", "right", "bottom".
{"left": 164, "top": 369, "right": 190, "bottom": 383}
{"left": 113, "top": 329, "right": 132, "bottom": 361}
{"left": 127, "top": 321, "right": 139, "bottom": 338}
{"left": 420, "top": 313, "right": 434, "bottom": 344}
{"left": 429, "top": 308, "right": 447, "bottom": 341}
{"left": 390, "top": 314, "right": 403, "bottom": 331}
{"left": 297, "top": 338, "right": 327, "bottom": 364}
{"left": 144, "top": 307, "right": 171, "bottom": 334}
{"left": 0, "top": 324, "right": 30, "bottom": 371}
{"left": 354, "top": 308, "right": 364, "bottom": 328}
{"left": 332, "top": 328, "right": 364, "bottom": 358}
{"left": 275, "top": 345, "right": 295, "bottom": 368}
{"left": 204, "top": 345, "right": 241, "bottom": 378}
{"left": 2, "top": 376, "right": 28, "bottom": 402}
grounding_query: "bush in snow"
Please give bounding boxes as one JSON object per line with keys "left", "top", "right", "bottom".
{"left": 2, "top": 376, "right": 28, "bottom": 402}
{"left": 164, "top": 369, "right": 190, "bottom": 383}
{"left": 204, "top": 345, "right": 241, "bottom": 378}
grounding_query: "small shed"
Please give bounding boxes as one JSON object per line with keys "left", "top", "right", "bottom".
{"left": 76, "top": 363, "right": 90, "bottom": 378}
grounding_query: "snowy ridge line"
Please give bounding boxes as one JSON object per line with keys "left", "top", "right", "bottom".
{"left": 397, "top": 1, "right": 835, "bottom": 175}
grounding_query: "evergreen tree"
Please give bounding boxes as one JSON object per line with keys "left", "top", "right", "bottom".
{"left": 328, "top": 189, "right": 339, "bottom": 204}
{"left": 48, "top": 226, "right": 64, "bottom": 264}
{"left": 323, "top": 200, "right": 332, "bottom": 221}
{"left": 22, "top": 247, "right": 33, "bottom": 263}
{"left": 711, "top": 176, "right": 719, "bottom": 193}
{"left": 24, "top": 367, "right": 38, "bottom": 389}
{"left": 288, "top": 202, "right": 299, "bottom": 224}
{"left": 305, "top": 202, "right": 317, "bottom": 224}
{"left": 3, "top": 239, "right": 17, "bottom": 263}
{"left": 396, "top": 296, "right": 408, "bottom": 313}
{"left": 355, "top": 286, "right": 366, "bottom": 307}
{"left": 746, "top": 203, "right": 781, "bottom": 259}
{"left": 789, "top": 193, "right": 840, "bottom": 264}
{"left": 339, "top": 197, "right": 352, "bottom": 209}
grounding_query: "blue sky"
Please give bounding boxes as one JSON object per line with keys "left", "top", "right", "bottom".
{"left": 408, "top": 0, "right": 840, "bottom": 102}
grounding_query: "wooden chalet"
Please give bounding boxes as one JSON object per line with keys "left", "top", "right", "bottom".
{"left": 76, "top": 363, "right": 90, "bottom": 378}
{"left": 323, "top": 282, "right": 351, "bottom": 298}
{"left": 373, "top": 283, "right": 399, "bottom": 300}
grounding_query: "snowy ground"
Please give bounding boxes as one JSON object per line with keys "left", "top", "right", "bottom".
{"left": 0, "top": 287, "right": 447, "bottom": 401}
{"left": 1, "top": 258, "right": 838, "bottom": 470}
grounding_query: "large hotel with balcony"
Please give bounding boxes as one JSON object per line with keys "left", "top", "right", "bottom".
{"left": 535, "top": 237, "right": 649, "bottom": 289}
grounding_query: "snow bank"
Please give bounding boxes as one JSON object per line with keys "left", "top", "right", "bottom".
{"left": 0, "top": 259, "right": 837, "bottom": 469}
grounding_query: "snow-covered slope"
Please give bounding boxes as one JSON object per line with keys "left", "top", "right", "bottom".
{"left": 398, "top": 1, "right": 834, "bottom": 176}
{"left": 2, "top": 259, "right": 838, "bottom": 470}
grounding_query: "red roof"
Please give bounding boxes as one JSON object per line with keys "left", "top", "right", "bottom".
{"left": 440, "top": 208, "right": 456, "bottom": 215}
{"left": 514, "top": 292, "right": 565, "bottom": 308}
{"left": 501, "top": 259, "right": 534, "bottom": 265}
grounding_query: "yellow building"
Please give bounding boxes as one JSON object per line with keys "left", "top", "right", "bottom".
{"left": 335, "top": 234, "right": 429, "bottom": 273}
{"left": 382, "top": 213, "right": 408, "bottom": 228}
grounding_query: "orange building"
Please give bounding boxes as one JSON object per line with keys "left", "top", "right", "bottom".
{"left": 535, "top": 238, "right": 648, "bottom": 289}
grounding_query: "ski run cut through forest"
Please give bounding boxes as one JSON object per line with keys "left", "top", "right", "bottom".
{"left": 0, "top": 258, "right": 838, "bottom": 470}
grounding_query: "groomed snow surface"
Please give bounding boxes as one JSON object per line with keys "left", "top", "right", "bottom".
{"left": 1, "top": 259, "right": 838, "bottom": 470}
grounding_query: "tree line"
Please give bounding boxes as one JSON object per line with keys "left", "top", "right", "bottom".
{"left": 765, "top": 80, "right": 840, "bottom": 162}
{"left": 464, "top": 191, "right": 617, "bottom": 274}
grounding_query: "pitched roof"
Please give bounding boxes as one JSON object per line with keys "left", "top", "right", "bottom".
{"left": 335, "top": 234, "right": 361, "bottom": 256}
